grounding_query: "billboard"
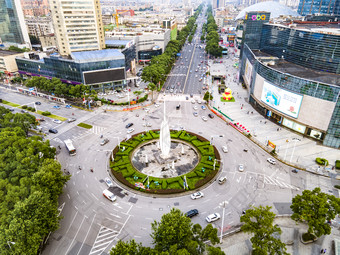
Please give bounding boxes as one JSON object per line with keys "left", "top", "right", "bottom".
{"left": 83, "top": 68, "right": 125, "bottom": 85}
{"left": 244, "top": 59, "right": 252, "bottom": 85}
{"left": 261, "top": 81, "right": 303, "bottom": 118}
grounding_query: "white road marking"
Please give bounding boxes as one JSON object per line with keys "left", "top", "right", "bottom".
{"left": 91, "top": 193, "right": 99, "bottom": 201}
{"left": 65, "top": 215, "right": 86, "bottom": 255}
{"left": 76, "top": 214, "right": 96, "bottom": 255}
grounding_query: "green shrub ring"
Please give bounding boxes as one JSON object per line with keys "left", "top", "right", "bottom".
{"left": 110, "top": 130, "right": 221, "bottom": 194}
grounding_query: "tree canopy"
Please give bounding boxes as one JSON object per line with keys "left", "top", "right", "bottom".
{"left": 291, "top": 187, "right": 340, "bottom": 238}
{"left": 0, "top": 106, "right": 69, "bottom": 254}
{"left": 240, "top": 205, "right": 288, "bottom": 255}
{"left": 110, "top": 208, "right": 223, "bottom": 255}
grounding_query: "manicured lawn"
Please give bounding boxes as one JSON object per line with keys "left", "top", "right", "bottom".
{"left": 77, "top": 123, "right": 93, "bottom": 129}
{"left": 1, "top": 100, "right": 20, "bottom": 107}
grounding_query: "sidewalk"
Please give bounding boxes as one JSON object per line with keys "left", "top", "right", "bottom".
{"left": 207, "top": 55, "right": 339, "bottom": 178}
{"left": 219, "top": 216, "right": 340, "bottom": 255}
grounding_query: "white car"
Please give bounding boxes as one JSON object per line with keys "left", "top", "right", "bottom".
{"left": 206, "top": 213, "right": 221, "bottom": 223}
{"left": 144, "top": 108, "right": 150, "bottom": 112}
{"left": 191, "top": 192, "right": 204, "bottom": 200}
{"left": 104, "top": 177, "right": 114, "bottom": 188}
{"left": 191, "top": 99, "right": 195, "bottom": 104}
{"left": 238, "top": 164, "right": 244, "bottom": 172}
{"left": 154, "top": 104, "right": 160, "bottom": 108}
{"left": 193, "top": 112, "right": 198, "bottom": 117}
{"left": 127, "top": 128, "right": 134, "bottom": 134}
{"left": 193, "top": 106, "right": 198, "bottom": 110}
{"left": 222, "top": 146, "right": 228, "bottom": 153}
{"left": 267, "top": 158, "right": 276, "bottom": 165}
{"left": 201, "top": 116, "right": 208, "bottom": 121}
{"left": 142, "top": 122, "right": 152, "bottom": 127}
{"left": 53, "top": 119, "right": 62, "bottom": 124}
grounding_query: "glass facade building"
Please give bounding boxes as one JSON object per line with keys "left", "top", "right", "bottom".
{"left": 240, "top": 22, "right": 340, "bottom": 148}
{"left": 298, "top": 0, "right": 340, "bottom": 15}
{"left": 0, "top": 0, "right": 30, "bottom": 45}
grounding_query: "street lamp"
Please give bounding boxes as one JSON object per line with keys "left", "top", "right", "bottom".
{"left": 219, "top": 201, "right": 229, "bottom": 243}
{"left": 289, "top": 138, "right": 301, "bottom": 163}
{"left": 7, "top": 241, "right": 15, "bottom": 249}
{"left": 213, "top": 158, "right": 222, "bottom": 170}
{"left": 210, "top": 134, "right": 224, "bottom": 145}
{"left": 113, "top": 137, "right": 121, "bottom": 150}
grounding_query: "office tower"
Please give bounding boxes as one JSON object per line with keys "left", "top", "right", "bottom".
{"left": 48, "top": 0, "right": 105, "bottom": 56}
{"left": 0, "top": 0, "right": 30, "bottom": 45}
{"left": 298, "top": 0, "right": 340, "bottom": 15}
{"left": 213, "top": 0, "right": 225, "bottom": 9}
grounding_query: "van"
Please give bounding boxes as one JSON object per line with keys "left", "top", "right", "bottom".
{"left": 218, "top": 176, "right": 227, "bottom": 185}
{"left": 103, "top": 189, "right": 116, "bottom": 202}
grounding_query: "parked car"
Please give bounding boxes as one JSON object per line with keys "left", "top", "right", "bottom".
{"left": 267, "top": 158, "right": 276, "bottom": 165}
{"left": 142, "top": 122, "right": 152, "bottom": 127}
{"left": 127, "top": 128, "right": 134, "bottom": 134}
{"left": 176, "top": 105, "right": 180, "bottom": 110}
{"left": 201, "top": 105, "right": 206, "bottom": 110}
{"left": 201, "top": 116, "right": 208, "bottom": 121}
{"left": 21, "top": 109, "right": 28, "bottom": 113}
{"left": 218, "top": 176, "right": 227, "bottom": 185}
{"left": 191, "top": 192, "right": 204, "bottom": 200}
{"left": 68, "top": 118, "right": 76, "bottom": 123}
{"left": 193, "top": 106, "right": 198, "bottom": 110}
{"left": 49, "top": 128, "right": 58, "bottom": 134}
{"left": 238, "top": 164, "right": 244, "bottom": 172}
{"left": 292, "top": 168, "right": 299, "bottom": 173}
{"left": 125, "top": 123, "right": 133, "bottom": 128}
{"left": 53, "top": 105, "right": 60, "bottom": 109}
{"left": 193, "top": 112, "right": 198, "bottom": 117}
{"left": 185, "top": 209, "right": 199, "bottom": 218}
{"left": 53, "top": 119, "right": 62, "bottom": 124}
{"left": 206, "top": 213, "right": 221, "bottom": 223}
{"left": 104, "top": 177, "right": 114, "bottom": 187}
{"left": 36, "top": 117, "right": 45, "bottom": 122}
{"left": 208, "top": 113, "right": 214, "bottom": 119}
{"left": 65, "top": 104, "right": 72, "bottom": 109}
{"left": 100, "top": 138, "right": 110, "bottom": 146}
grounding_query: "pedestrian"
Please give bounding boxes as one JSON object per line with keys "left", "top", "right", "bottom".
{"left": 251, "top": 111, "right": 253, "bottom": 114}
{"left": 260, "top": 120, "right": 262, "bottom": 123}
{"left": 321, "top": 248, "right": 324, "bottom": 253}
{"left": 324, "top": 249, "right": 327, "bottom": 253}
{"left": 277, "top": 128, "right": 279, "bottom": 131}
{"left": 264, "top": 121, "right": 267, "bottom": 124}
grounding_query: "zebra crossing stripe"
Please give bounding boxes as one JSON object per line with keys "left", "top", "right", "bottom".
{"left": 89, "top": 226, "right": 118, "bottom": 255}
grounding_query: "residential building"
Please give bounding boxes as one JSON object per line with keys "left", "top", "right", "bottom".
{"left": 26, "top": 16, "right": 54, "bottom": 37}
{"left": 48, "top": 0, "right": 105, "bottom": 56}
{"left": 20, "top": 0, "right": 50, "bottom": 16}
{"left": 239, "top": 19, "right": 340, "bottom": 148}
{"left": 298, "top": 0, "right": 340, "bottom": 15}
{"left": 0, "top": 50, "right": 24, "bottom": 76}
{"left": 39, "top": 34, "right": 57, "bottom": 51}
{"left": 213, "top": 0, "right": 225, "bottom": 9}
{"left": 0, "top": 0, "right": 30, "bottom": 47}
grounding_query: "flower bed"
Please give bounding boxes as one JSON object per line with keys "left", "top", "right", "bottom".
{"left": 110, "top": 130, "right": 220, "bottom": 194}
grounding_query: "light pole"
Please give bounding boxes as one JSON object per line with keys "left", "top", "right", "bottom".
{"left": 219, "top": 201, "right": 229, "bottom": 243}
{"left": 214, "top": 158, "right": 222, "bottom": 170}
{"left": 7, "top": 241, "right": 15, "bottom": 250}
{"left": 210, "top": 134, "right": 224, "bottom": 145}
{"left": 113, "top": 137, "right": 121, "bottom": 150}
{"left": 283, "top": 139, "right": 289, "bottom": 161}
{"left": 289, "top": 138, "right": 301, "bottom": 163}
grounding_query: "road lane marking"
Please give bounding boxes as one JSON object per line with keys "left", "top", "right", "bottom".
{"left": 65, "top": 215, "right": 86, "bottom": 255}
{"left": 76, "top": 213, "right": 96, "bottom": 255}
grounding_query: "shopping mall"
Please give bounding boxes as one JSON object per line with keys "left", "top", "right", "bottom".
{"left": 239, "top": 19, "right": 340, "bottom": 149}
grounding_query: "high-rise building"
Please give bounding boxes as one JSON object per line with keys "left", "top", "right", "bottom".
{"left": 0, "top": 0, "right": 30, "bottom": 46}
{"left": 298, "top": 0, "right": 340, "bottom": 15}
{"left": 213, "top": 0, "right": 225, "bottom": 9}
{"left": 20, "top": 0, "right": 50, "bottom": 17}
{"left": 48, "top": 0, "right": 105, "bottom": 56}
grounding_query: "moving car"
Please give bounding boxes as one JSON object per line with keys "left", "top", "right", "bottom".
{"left": 267, "top": 158, "right": 276, "bottom": 165}
{"left": 218, "top": 176, "right": 227, "bottom": 185}
{"left": 292, "top": 169, "right": 299, "bottom": 173}
{"left": 127, "top": 128, "right": 134, "bottom": 134}
{"left": 104, "top": 177, "right": 114, "bottom": 188}
{"left": 49, "top": 128, "right": 58, "bottom": 134}
{"left": 103, "top": 189, "right": 116, "bottom": 202}
{"left": 206, "top": 213, "right": 221, "bottom": 223}
{"left": 142, "top": 122, "right": 152, "bottom": 127}
{"left": 35, "top": 101, "right": 41, "bottom": 105}
{"left": 191, "top": 192, "right": 204, "bottom": 200}
{"left": 125, "top": 123, "right": 133, "bottom": 128}
{"left": 185, "top": 209, "right": 199, "bottom": 218}
{"left": 53, "top": 105, "right": 60, "bottom": 109}
{"left": 67, "top": 118, "right": 76, "bottom": 123}
{"left": 222, "top": 146, "right": 228, "bottom": 153}
{"left": 53, "top": 119, "right": 62, "bottom": 124}
{"left": 65, "top": 104, "right": 72, "bottom": 109}
{"left": 238, "top": 164, "right": 244, "bottom": 172}
{"left": 21, "top": 109, "right": 28, "bottom": 113}
{"left": 100, "top": 138, "right": 110, "bottom": 146}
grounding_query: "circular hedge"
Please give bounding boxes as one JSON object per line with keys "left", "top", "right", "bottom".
{"left": 110, "top": 130, "right": 221, "bottom": 194}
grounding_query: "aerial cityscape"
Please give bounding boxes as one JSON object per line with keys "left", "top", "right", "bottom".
{"left": 0, "top": 0, "right": 339, "bottom": 254}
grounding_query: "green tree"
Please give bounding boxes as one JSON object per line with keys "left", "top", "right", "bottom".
{"left": 29, "top": 34, "right": 41, "bottom": 45}
{"left": 291, "top": 187, "right": 340, "bottom": 239}
{"left": 147, "top": 82, "right": 157, "bottom": 101}
{"left": 110, "top": 239, "right": 156, "bottom": 255}
{"left": 204, "top": 91, "right": 213, "bottom": 102}
{"left": 240, "top": 205, "right": 288, "bottom": 255}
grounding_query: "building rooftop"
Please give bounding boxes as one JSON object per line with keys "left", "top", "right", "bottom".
{"left": 253, "top": 50, "right": 340, "bottom": 86}
{"left": 236, "top": 1, "right": 299, "bottom": 20}
{"left": 267, "top": 21, "right": 340, "bottom": 35}
{"left": 71, "top": 49, "right": 124, "bottom": 63}
{"left": 0, "top": 50, "right": 24, "bottom": 57}
{"left": 105, "top": 39, "right": 132, "bottom": 47}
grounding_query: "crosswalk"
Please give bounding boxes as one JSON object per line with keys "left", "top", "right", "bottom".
{"left": 262, "top": 175, "right": 297, "bottom": 190}
{"left": 91, "top": 126, "right": 106, "bottom": 135}
{"left": 89, "top": 226, "right": 118, "bottom": 255}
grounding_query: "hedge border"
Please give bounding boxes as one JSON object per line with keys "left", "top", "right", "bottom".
{"left": 110, "top": 130, "right": 221, "bottom": 194}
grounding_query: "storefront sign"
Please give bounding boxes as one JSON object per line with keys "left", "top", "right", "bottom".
{"left": 261, "top": 81, "right": 303, "bottom": 118}
{"left": 282, "top": 118, "right": 306, "bottom": 134}
{"left": 245, "top": 14, "right": 267, "bottom": 20}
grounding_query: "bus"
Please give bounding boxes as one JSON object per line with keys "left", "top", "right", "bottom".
{"left": 64, "top": 139, "right": 76, "bottom": 156}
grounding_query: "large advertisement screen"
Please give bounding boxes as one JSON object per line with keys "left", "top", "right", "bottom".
{"left": 83, "top": 68, "right": 125, "bottom": 85}
{"left": 260, "top": 81, "right": 303, "bottom": 118}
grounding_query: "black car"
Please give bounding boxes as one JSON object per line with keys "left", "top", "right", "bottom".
{"left": 49, "top": 128, "right": 58, "bottom": 134}
{"left": 125, "top": 123, "right": 133, "bottom": 128}
{"left": 176, "top": 105, "right": 181, "bottom": 110}
{"left": 35, "top": 101, "right": 41, "bottom": 105}
{"left": 185, "top": 209, "right": 199, "bottom": 218}
{"left": 208, "top": 113, "right": 214, "bottom": 119}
